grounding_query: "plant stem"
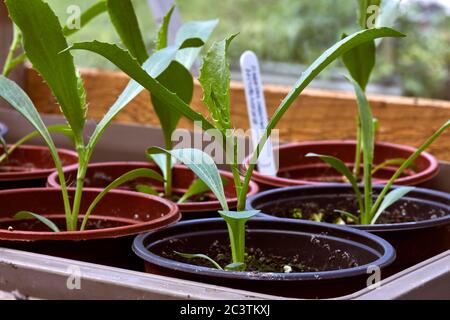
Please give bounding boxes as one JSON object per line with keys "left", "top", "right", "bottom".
{"left": 353, "top": 117, "right": 362, "bottom": 177}
{"left": 2, "top": 25, "right": 22, "bottom": 77}
{"left": 164, "top": 136, "right": 173, "bottom": 199}
{"left": 70, "top": 145, "right": 87, "bottom": 231}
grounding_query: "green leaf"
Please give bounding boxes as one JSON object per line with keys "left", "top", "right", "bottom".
{"left": 178, "top": 176, "right": 228, "bottom": 204}
{"left": 63, "top": 1, "right": 107, "bottom": 36}
{"left": 371, "top": 120, "right": 450, "bottom": 218}
{"left": 106, "top": 0, "right": 148, "bottom": 64}
{"left": 198, "top": 34, "right": 237, "bottom": 132}
{"left": 14, "top": 211, "right": 60, "bottom": 233}
{"left": 147, "top": 153, "right": 176, "bottom": 180}
{"left": 177, "top": 178, "right": 211, "bottom": 203}
{"left": 136, "top": 184, "right": 159, "bottom": 196}
{"left": 371, "top": 158, "right": 417, "bottom": 175}
{"left": 80, "top": 168, "right": 164, "bottom": 230}
{"left": 67, "top": 43, "right": 181, "bottom": 159}
{"left": 305, "top": 153, "right": 364, "bottom": 214}
{"left": 175, "top": 19, "right": 219, "bottom": 68}
{"left": 341, "top": 33, "right": 375, "bottom": 90}
{"left": 174, "top": 252, "right": 223, "bottom": 270}
{"left": 346, "top": 75, "right": 375, "bottom": 224}
{"left": 219, "top": 210, "right": 260, "bottom": 263}
{"left": 6, "top": 0, "right": 86, "bottom": 144}
{"left": 151, "top": 61, "right": 194, "bottom": 145}
{"left": 334, "top": 209, "right": 360, "bottom": 223}
{"left": 68, "top": 41, "right": 215, "bottom": 133}
{"left": 0, "top": 76, "right": 72, "bottom": 221}
{"left": 156, "top": 6, "right": 175, "bottom": 50}
{"left": 147, "top": 147, "right": 229, "bottom": 211}
{"left": 370, "top": 186, "right": 415, "bottom": 224}
{"left": 0, "top": 135, "right": 8, "bottom": 162}
{"left": 239, "top": 28, "right": 404, "bottom": 211}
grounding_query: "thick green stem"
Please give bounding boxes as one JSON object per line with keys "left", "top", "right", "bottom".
{"left": 70, "top": 145, "right": 87, "bottom": 231}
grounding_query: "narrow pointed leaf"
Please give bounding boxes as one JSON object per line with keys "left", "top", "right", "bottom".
{"left": 63, "top": 1, "right": 107, "bottom": 36}
{"left": 147, "top": 147, "right": 228, "bottom": 211}
{"left": 371, "top": 186, "right": 415, "bottom": 224}
{"left": 225, "top": 262, "right": 246, "bottom": 271}
{"left": 175, "top": 252, "right": 223, "bottom": 270}
{"left": 371, "top": 120, "right": 450, "bottom": 217}
{"left": 156, "top": 5, "right": 175, "bottom": 50}
{"left": 371, "top": 158, "right": 417, "bottom": 175}
{"left": 347, "top": 75, "right": 375, "bottom": 223}
{"left": 136, "top": 184, "right": 159, "bottom": 196}
{"left": 106, "top": 0, "right": 148, "bottom": 64}
{"left": 14, "top": 211, "right": 60, "bottom": 233}
{"left": 68, "top": 41, "right": 214, "bottom": 132}
{"left": 6, "top": 0, "right": 86, "bottom": 143}
{"left": 305, "top": 153, "right": 358, "bottom": 189}
{"left": 177, "top": 177, "right": 228, "bottom": 204}
{"left": 80, "top": 168, "right": 164, "bottom": 230}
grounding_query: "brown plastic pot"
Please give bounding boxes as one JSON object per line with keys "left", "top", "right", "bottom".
{"left": 133, "top": 218, "right": 395, "bottom": 299}
{"left": 242, "top": 140, "right": 439, "bottom": 190}
{"left": 0, "top": 188, "right": 180, "bottom": 270}
{"left": 47, "top": 162, "right": 259, "bottom": 220}
{"left": 0, "top": 145, "right": 78, "bottom": 190}
{"left": 246, "top": 184, "right": 450, "bottom": 275}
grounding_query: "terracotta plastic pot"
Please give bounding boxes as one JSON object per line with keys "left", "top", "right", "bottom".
{"left": 0, "top": 188, "right": 180, "bottom": 270}
{"left": 133, "top": 218, "right": 395, "bottom": 299}
{"left": 0, "top": 145, "right": 78, "bottom": 189}
{"left": 241, "top": 141, "right": 439, "bottom": 190}
{"left": 47, "top": 162, "right": 259, "bottom": 220}
{"left": 246, "top": 184, "right": 450, "bottom": 275}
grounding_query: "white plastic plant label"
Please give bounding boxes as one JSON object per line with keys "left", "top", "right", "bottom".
{"left": 240, "top": 51, "right": 277, "bottom": 176}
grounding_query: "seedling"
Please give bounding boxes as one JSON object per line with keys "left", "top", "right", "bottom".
{"left": 307, "top": 78, "right": 449, "bottom": 225}
{"left": 0, "top": 0, "right": 205, "bottom": 231}
{"left": 2, "top": 0, "right": 108, "bottom": 77}
{"left": 105, "top": 2, "right": 218, "bottom": 202}
{"left": 70, "top": 10, "right": 404, "bottom": 269}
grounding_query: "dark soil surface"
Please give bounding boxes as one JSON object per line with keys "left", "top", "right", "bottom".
{"left": 160, "top": 238, "right": 360, "bottom": 273}
{"left": 262, "top": 194, "right": 448, "bottom": 224}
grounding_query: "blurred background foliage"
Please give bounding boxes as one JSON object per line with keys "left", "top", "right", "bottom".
{"left": 46, "top": 0, "right": 449, "bottom": 100}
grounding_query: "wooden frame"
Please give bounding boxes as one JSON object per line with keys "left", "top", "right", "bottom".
{"left": 26, "top": 67, "right": 450, "bottom": 160}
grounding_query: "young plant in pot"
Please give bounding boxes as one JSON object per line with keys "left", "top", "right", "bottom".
{"left": 247, "top": 77, "right": 450, "bottom": 274}
{"left": 241, "top": 0, "right": 439, "bottom": 189}
{"left": 0, "top": 0, "right": 186, "bottom": 269}
{"left": 47, "top": 4, "right": 258, "bottom": 219}
{"left": 70, "top": 23, "right": 404, "bottom": 297}
{"left": 0, "top": 1, "right": 108, "bottom": 189}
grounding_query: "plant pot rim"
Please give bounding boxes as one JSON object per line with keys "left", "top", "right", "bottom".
{"left": 0, "top": 144, "right": 78, "bottom": 182}
{"left": 246, "top": 183, "right": 450, "bottom": 232}
{"left": 132, "top": 217, "right": 396, "bottom": 282}
{"left": 0, "top": 187, "right": 181, "bottom": 241}
{"left": 242, "top": 140, "right": 439, "bottom": 187}
{"left": 47, "top": 161, "right": 259, "bottom": 213}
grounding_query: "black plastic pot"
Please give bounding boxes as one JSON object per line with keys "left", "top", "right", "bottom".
{"left": 133, "top": 218, "right": 395, "bottom": 298}
{"left": 246, "top": 184, "right": 450, "bottom": 275}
